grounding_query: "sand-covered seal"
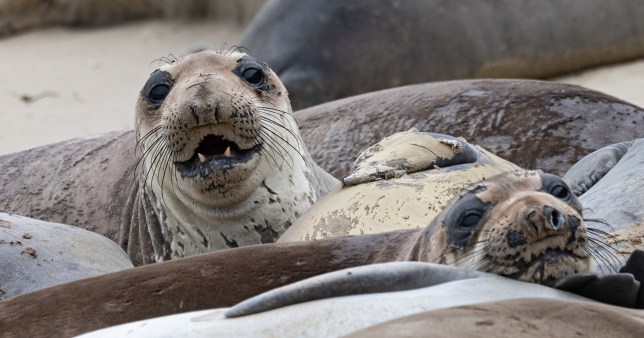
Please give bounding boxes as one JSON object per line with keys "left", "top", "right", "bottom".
{"left": 242, "top": 0, "right": 644, "bottom": 109}
{"left": 279, "top": 130, "right": 520, "bottom": 242}
{"left": 0, "top": 51, "right": 337, "bottom": 266}
{"left": 0, "top": 213, "right": 133, "bottom": 300}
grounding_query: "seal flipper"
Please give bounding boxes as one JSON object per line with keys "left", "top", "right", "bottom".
{"left": 554, "top": 249, "right": 644, "bottom": 308}
{"left": 224, "top": 262, "right": 491, "bottom": 318}
{"left": 563, "top": 141, "right": 633, "bottom": 196}
{"left": 342, "top": 129, "right": 481, "bottom": 186}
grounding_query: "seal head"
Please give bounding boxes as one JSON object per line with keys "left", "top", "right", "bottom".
{"left": 135, "top": 51, "right": 337, "bottom": 260}
{"left": 413, "top": 171, "right": 591, "bottom": 285}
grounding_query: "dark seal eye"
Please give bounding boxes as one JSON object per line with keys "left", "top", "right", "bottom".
{"left": 149, "top": 84, "right": 170, "bottom": 102}
{"left": 140, "top": 70, "right": 174, "bottom": 106}
{"left": 459, "top": 211, "right": 483, "bottom": 228}
{"left": 549, "top": 184, "right": 570, "bottom": 200}
{"left": 242, "top": 67, "right": 266, "bottom": 87}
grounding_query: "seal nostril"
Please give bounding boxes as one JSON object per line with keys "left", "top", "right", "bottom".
{"left": 544, "top": 206, "right": 564, "bottom": 230}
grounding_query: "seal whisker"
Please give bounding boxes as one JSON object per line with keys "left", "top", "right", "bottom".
{"left": 259, "top": 115, "right": 302, "bottom": 148}
{"left": 586, "top": 234, "right": 624, "bottom": 273}
{"left": 135, "top": 132, "right": 165, "bottom": 171}
{"left": 257, "top": 134, "right": 280, "bottom": 169}
{"left": 258, "top": 130, "right": 294, "bottom": 169}
{"left": 259, "top": 120, "right": 304, "bottom": 161}
{"left": 258, "top": 114, "right": 301, "bottom": 150}
{"left": 258, "top": 126, "right": 299, "bottom": 165}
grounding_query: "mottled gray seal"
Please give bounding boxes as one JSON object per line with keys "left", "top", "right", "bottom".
{"left": 0, "top": 51, "right": 337, "bottom": 266}
{"left": 0, "top": 212, "right": 133, "bottom": 300}
{"left": 563, "top": 138, "right": 644, "bottom": 272}
{"left": 242, "top": 0, "right": 644, "bottom": 109}
{"left": 294, "top": 79, "right": 644, "bottom": 178}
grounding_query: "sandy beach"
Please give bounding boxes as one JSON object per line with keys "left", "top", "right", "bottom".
{"left": 1, "top": 19, "right": 643, "bottom": 155}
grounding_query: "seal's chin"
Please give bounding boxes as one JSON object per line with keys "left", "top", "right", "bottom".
{"left": 175, "top": 134, "right": 261, "bottom": 178}
{"left": 509, "top": 248, "right": 589, "bottom": 286}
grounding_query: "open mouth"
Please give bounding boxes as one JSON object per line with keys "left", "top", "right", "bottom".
{"left": 175, "top": 134, "right": 261, "bottom": 178}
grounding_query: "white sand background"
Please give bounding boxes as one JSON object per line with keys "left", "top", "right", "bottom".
{"left": 0, "top": 20, "right": 643, "bottom": 155}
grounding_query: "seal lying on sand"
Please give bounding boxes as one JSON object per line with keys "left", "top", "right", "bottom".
{"left": 0, "top": 51, "right": 337, "bottom": 265}
{"left": 242, "top": 0, "right": 644, "bottom": 109}
{"left": 1, "top": 170, "right": 613, "bottom": 337}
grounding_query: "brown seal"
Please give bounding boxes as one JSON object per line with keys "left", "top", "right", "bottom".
{"left": 345, "top": 298, "right": 644, "bottom": 338}
{"left": 295, "top": 79, "right": 644, "bottom": 178}
{"left": 0, "top": 170, "right": 599, "bottom": 337}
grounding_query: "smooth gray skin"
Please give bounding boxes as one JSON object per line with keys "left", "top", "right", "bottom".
{"left": 241, "top": 0, "right": 644, "bottom": 109}
{"left": 564, "top": 139, "right": 644, "bottom": 232}
{"left": 227, "top": 257, "right": 644, "bottom": 318}
{"left": 225, "top": 262, "right": 491, "bottom": 318}
{"left": 0, "top": 212, "right": 133, "bottom": 300}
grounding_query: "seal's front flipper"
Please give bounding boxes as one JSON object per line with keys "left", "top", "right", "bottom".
{"left": 224, "top": 262, "right": 489, "bottom": 318}
{"left": 563, "top": 141, "right": 633, "bottom": 196}
{"left": 342, "top": 129, "right": 481, "bottom": 186}
{"left": 554, "top": 249, "right": 644, "bottom": 308}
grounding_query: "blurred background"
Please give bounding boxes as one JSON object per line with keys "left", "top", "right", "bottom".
{"left": 0, "top": 0, "right": 642, "bottom": 155}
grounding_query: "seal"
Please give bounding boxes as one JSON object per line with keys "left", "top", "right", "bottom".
{"left": 0, "top": 170, "right": 607, "bottom": 337}
{"left": 0, "top": 212, "right": 133, "bottom": 300}
{"left": 278, "top": 130, "right": 520, "bottom": 242}
{"left": 295, "top": 79, "right": 644, "bottom": 178}
{"left": 79, "top": 264, "right": 592, "bottom": 338}
{"left": 0, "top": 51, "right": 337, "bottom": 266}
{"left": 241, "top": 0, "right": 644, "bottom": 109}
{"left": 132, "top": 50, "right": 336, "bottom": 262}
{"left": 563, "top": 138, "right": 644, "bottom": 271}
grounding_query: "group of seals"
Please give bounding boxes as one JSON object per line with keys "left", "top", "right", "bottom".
{"left": 1, "top": 169, "right": 617, "bottom": 337}
{"left": 241, "top": 0, "right": 644, "bottom": 109}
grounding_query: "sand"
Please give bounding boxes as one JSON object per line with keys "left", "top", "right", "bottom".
{"left": 0, "top": 19, "right": 244, "bottom": 155}
{"left": 0, "top": 19, "right": 643, "bottom": 155}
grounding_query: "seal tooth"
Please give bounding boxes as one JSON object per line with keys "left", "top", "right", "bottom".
{"left": 198, "top": 153, "right": 207, "bottom": 163}
{"left": 224, "top": 147, "right": 232, "bottom": 157}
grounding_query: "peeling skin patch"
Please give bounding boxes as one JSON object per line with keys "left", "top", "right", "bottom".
{"left": 0, "top": 219, "right": 11, "bottom": 228}
{"left": 21, "top": 247, "right": 38, "bottom": 258}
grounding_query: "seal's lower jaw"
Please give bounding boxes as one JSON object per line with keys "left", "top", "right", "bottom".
{"left": 508, "top": 248, "right": 591, "bottom": 286}
{"left": 175, "top": 134, "right": 262, "bottom": 178}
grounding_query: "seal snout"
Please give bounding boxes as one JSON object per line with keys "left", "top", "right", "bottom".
{"left": 526, "top": 206, "right": 567, "bottom": 235}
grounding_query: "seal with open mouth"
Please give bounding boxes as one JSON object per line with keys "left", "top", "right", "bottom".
{"left": 129, "top": 51, "right": 338, "bottom": 263}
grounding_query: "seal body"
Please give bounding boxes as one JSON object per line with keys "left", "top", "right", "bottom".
{"left": 0, "top": 51, "right": 337, "bottom": 265}
{"left": 242, "top": 0, "right": 644, "bottom": 109}
{"left": 295, "top": 79, "right": 644, "bottom": 178}
{"left": 564, "top": 138, "right": 644, "bottom": 271}
{"left": 279, "top": 130, "right": 520, "bottom": 242}
{"left": 0, "top": 212, "right": 133, "bottom": 300}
